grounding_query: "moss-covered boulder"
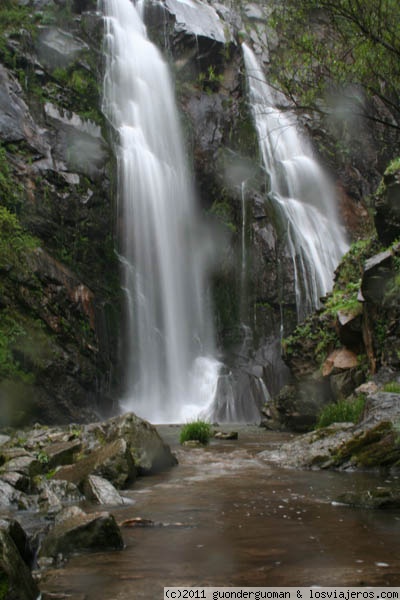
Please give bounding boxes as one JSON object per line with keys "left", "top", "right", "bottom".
{"left": 261, "top": 391, "right": 400, "bottom": 470}
{"left": 335, "top": 487, "right": 400, "bottom": 509}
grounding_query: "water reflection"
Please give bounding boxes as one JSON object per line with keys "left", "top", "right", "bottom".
{"left": 41, "top": 427, "right": 400, "bottom": 598}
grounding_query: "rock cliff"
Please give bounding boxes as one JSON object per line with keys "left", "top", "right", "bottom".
{"left": 0, "top": 0, "right": 397, "bottom": 425}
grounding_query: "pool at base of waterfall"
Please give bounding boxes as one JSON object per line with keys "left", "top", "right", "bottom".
{"left": 40, "top": 426, "right": 400, "bottom": 598}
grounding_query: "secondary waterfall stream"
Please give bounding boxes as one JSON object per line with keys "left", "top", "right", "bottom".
{"left": 243, "top": 44, "right": 348, "bottom": 321}
{"left": 102, "top": 0, "right": 221, "bottom": 423}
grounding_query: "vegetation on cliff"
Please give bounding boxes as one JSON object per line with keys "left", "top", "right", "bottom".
{"left": 270, "top": 0, "right": 400, "bottom": 132}
{"left": 280, "top": 157, "right": 400, "bottom": 433}
{"left": 0, "top": 0, "right": 120, "bottom": 425}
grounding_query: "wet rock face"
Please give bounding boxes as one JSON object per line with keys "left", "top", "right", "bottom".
{"left": 0, "top": 65, "right": 47, "bottom": 152}
{"left": 375, "top": 164, "right": 400, "bottom": 245}
{"left": 1, "top": 0, "right": 388, "bottom": 426}
{"left": 148, "top": 0, "right": 298, "bottom": 395}
{"left": 163, "top": 0, "right": 227, "bottom": 42}
{"left": 266, "top": 381, "right": 333, "bottom": 433}
{"left": 0, "top": 1, "right": 119, "bottom": 424}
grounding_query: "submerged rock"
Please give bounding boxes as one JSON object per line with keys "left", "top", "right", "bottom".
{"left": 214, "top": 430, "right": 238, "bottom": 440}
{"left": 335, "top": 487, "right": 400, "bottom": 509}
{"left": 38, "top": 479, "right": 84, "bottom": 515}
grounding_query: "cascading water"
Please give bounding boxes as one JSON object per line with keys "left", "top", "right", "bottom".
{"left": 242, "top": 44, "right": 348, "bottom": 321}
{"left": 101, "top": 0, "right": 221, "bottom": 423}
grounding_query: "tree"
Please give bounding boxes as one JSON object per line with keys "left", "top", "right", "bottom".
{"left": 269, "top": 0, "right": 400, "bottom": 134}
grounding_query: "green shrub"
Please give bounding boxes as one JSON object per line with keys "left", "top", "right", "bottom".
{"left": 383, "top": 381, "right": 400, "bottom": 393}
{"left": 317, "top": 395, "right": 366, "bottom": 429}
{"left": 179, "top": 420, "right": 212, "bottom": 445}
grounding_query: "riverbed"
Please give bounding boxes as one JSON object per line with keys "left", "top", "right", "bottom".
{"left": 40, "top": 426, "right": 400, "bottom": 598}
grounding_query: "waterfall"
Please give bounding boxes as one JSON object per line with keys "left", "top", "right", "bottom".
{"left": 242, "top": 44, "right": 348, "bottom": 320}
{"left": 101, "top": 0, "right": 221, "bottom": 423}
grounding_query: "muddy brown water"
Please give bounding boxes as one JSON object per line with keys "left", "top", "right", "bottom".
{"left": 40, "top": 426, "right": 400, "bottom": 599}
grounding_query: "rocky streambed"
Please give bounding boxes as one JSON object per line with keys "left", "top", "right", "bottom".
{"left": 0, "top": 412, "right": 177, "bottom": 599}
{"left": 1, "top": 395, "right": 400, "bottom": 599}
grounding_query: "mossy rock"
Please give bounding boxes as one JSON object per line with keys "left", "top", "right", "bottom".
{"left": 333, "top": 421, "right": 400, "bottom": 468}
{"left": 336, "top": 487, "right": 400, "bottom": 509}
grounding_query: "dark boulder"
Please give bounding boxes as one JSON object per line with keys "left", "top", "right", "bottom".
{"left": 39, "top": 506, "right": 123, "bottom": 558}
{"left": 374, "top": 162, "right": 400, "bottom": 245}
{"left": 0, "top": 525, "right": 39, "bottom": 600}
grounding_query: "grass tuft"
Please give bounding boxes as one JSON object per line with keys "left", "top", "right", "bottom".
{"left": 383, "top": 381, "right": 400, "bottom": 393}
{"left": 179, "top": 420, "right": 212, "bottom": 445}
{"left": 317, "top": 395, "right": 366, "bottom": 429}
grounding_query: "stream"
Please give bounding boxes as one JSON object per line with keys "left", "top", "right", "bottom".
{"left": 41, "top": 426, "right": 400, "bottom": 598}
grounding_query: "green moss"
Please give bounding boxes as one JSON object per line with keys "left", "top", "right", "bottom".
{"left": 197, "top": 65, "right": 224, "bottom": 93}
{"left": 209, "top": 198, "right": 237, "bottom": 233}
{"left": 0, "top": 207, "right": 61, "bottom": 385}
{"left": 0, "top": 570, "right": 9, "bottom": 600}
{"left": 334, "top": 421, "right": 396, "bottom": 465}
{"left": 51, "top": 65, "right": 102, "bottom": 123}
{"left": 282, "top": 312, "right": 337, "bottom": 367}
{"left": 0, "top": 146, "right": 24, "bottom": 214}
{"left": 36, "top": 450, "right": 49, "bottom": 466}
{"left": 323, "top": 281, "right": 362, "bottom": 317}
{"left": 233, "top": 108, "right": 259, "bottom": 158}
{"left": 282, "top": 236, "right": 383, "bottom": 374}
{"left": 335, "top": 238, "right": 379, "bottom": 288}
{"left": 0, "top": 206, "right": 38, "bottom": 262}
{"left": 384, "top": 157, "right": 400, "bottom": 177}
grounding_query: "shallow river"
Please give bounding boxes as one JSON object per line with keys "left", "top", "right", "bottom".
{"left": 41, "top": 426, "right": 400, "bottom": 598}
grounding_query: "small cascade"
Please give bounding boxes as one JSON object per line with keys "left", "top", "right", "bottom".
{"left": 239, "top": 179, "right": 249, "bottom": 323}
{"left": 241, "top": 180, "right": 247, "bottom": 288}
{"left": 242, "top": 44, "right": 348, "bottom": 321}
{"left": 101, "top": 0, "right": 221, "bottom": 423}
